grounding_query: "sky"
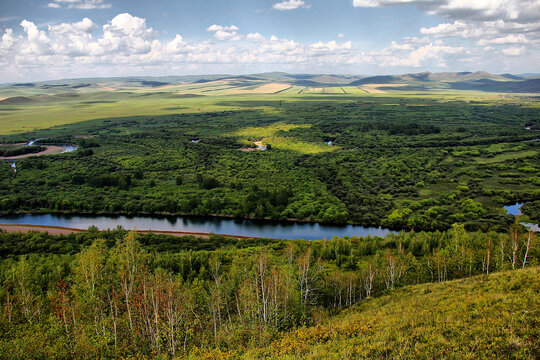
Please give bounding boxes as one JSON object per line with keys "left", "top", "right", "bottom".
{"left": 0, "top": 0, "right": 539, "bottom": 82}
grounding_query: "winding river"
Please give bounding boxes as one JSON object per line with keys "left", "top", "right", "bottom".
{"left": 0, "top": 214, "right": 394, "bottom": 240}
{"left": 0, "top": 204, "right": 536, "bottom": 240}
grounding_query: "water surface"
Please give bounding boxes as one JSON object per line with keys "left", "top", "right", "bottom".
{"left": 504, "top": 203, "right": 523, "bottom": 216}
{"left": 0, "top": 213, "right": 394, "bottom": 240}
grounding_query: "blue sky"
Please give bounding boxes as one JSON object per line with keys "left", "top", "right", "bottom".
{"left": 0, "top": 0, "right": 538, "bottom": 81}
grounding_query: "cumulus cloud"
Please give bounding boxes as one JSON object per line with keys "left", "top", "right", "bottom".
{"left": 352, "top": 0, "right": 540, "bottom": 23}
{"left": 206, "top": 24, "right": 242, "bottom": 41}
{"left": 49, "top": 17, "right": 95, "bottom": 35}
{"left": 367, "top": 37, "right": 465, "bottom": 68}
{"left": 420, "top": 21, "right": 469, "bottom": 37}
{"left": 273, "top": 0, "right": 311, "bottom": 11}
{"left": 49, "top": 0, "right": 112, "bottom": 10}
{"left": 20, "top": 20, "right": 51, "bottom": 55}
{"left": 502, "top": 46, "right": 525, "bottom": 56}
{"left": 247, "top": 32, "right": 265, "bottom": 42}
{"left": 0, "top": 28, "right": 17, "bottom": 51}
{"left": 92, "top": 13, "right": 155, "bottom": 55}
{"left": 0, "top": 12, "right": 536, "bottom": 82}
{"left": 206, "top": 25, "right": 239, "bottom": 32}
{"left": 359, "top": 0, "right": 539, "bottom": 61}
{"left": 476, "top": 34, "right": 529, "bottom": 46}
{"left": 310, "top": 40, "right": 352, "bottom": 54}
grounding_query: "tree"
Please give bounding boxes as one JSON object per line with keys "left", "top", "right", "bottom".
{"left": 509, "top": 219, "right": 520, "bottom": 269}
{"left": 108, "top": 232, "right": 146, "bottom": 338}
{"left": 522, "top": 230, "right": 534, "bottom": 269}
{"left": 72, "top": 238, "right": 107, "bottom": 340}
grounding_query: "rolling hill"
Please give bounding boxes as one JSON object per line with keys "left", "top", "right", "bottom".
{"left": 2, "top": 71, "right": 539, "bottom": 94}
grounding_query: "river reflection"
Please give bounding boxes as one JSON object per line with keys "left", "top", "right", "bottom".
{"left": 0, "top": 213, "right": 395, "bottom": 240}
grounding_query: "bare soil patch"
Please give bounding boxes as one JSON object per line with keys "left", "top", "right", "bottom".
{"left": 235, "top": 83, "right": 292, "bottom": 94}
{"left": 0, "top": 224, "right": 258, "bottom": 239}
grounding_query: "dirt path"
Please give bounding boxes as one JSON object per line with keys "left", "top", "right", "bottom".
{"left": 0, "top": 224, "right": 261, "bottom": 240}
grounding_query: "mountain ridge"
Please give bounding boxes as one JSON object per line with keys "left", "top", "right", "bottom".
{"left": 1, "top": 71, "right": 539, "bottom": 93}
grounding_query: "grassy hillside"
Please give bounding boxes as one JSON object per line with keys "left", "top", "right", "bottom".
{"left": 243, "top": 267, "right": 540, "bottom": 359}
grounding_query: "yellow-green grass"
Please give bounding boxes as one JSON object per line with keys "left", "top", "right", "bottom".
{"left": 473, "top": 150, "right": 538, "bottom": 164}
{"left": 232, "top": 122, "right": 337, "bottom": 154}
{"left": 0, "top": 83, "right": 538, "bottom": 135}
{"left": 241, "top": 267, "right": 540, "bottom": 359}
{"left": 0, "top": 92, "right": 285, "bottom": 134}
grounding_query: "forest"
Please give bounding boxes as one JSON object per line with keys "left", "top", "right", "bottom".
{"left": 0, "top": 94, "right": 539, "bottom": 232}
{"left": 0, "top": 224, "right": 537, "bottom": 358}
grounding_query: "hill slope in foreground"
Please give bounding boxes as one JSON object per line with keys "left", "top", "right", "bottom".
{"left": 227, "top": 268, "right": 540, "bottom": 359}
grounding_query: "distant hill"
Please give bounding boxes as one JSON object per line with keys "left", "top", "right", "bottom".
{"left": 347, "top": 71, "right": 540, "bottom": 92}
{"left": 0, "top": 96, "right": 33, "bottom": 104}
{"left": 1, "top": 71, "right": 539, "bottom": 93}
{"left": 349, "top": 75, "right": 400, "bottom": 85}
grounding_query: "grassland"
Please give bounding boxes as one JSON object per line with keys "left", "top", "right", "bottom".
{"left": 232, "top": 123, "right": 336, "bottom": 154}
{"left": 0, "top": 74, "right": 538, "bottom": 135}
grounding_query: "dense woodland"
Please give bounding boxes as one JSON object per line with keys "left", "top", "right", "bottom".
{"left": 0, "top": 224, "right": 537, "bottom": 358}
{"left": 0, "top": 96, "right": 539, "bottom": 232}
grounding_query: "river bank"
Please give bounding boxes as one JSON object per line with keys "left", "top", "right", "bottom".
{"left": 0, "top": 224, "right": 265, "bottom": 240}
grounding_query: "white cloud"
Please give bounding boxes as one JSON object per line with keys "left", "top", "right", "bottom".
{"left": 91, "top": 13, "right": 155, "bottom": 55}
{"left": 247, "top": 32, "right": 265, "bottom": 42}
{"left": 0, "top": 12, "right": 537, "bottom": 82}
{"left": 20, "top": 20, "right": 51, "bottom": 55}
{"left": 502, "top": 46, "right": 525, "bottom": 56}
{"left": 389, "top": 40, "right": 413, "bottom": 50}
{"left": 309, "top": 40, "right": 352, "bottom": 53}
{"left": 206, "top": 25, "right": 239, "bottom": 32}
{"left": 206, "top": 24, "right": 243, "bottom": 41}
{"left": 49, "top": 18, "right": 95, "bottom": 35}
{"left": 352, "top": 0, "right": 540, "bottom": 24}
{"left": 389, "top": 1, "right": 539, "bottom": 61}
{"left": 0, "top": 29, "right": 17, "bottom": 51}
{"left": 49, "top": 0, "right": 112, "bottom": 10}
{"left": 369, "top": 38, "right": 465, "bottom": 68}
{"left": 273, "top": 0, "right": 311, "bottom": 11}
{"left": 476, "top": 34, "right": 529, "bottom": 46}
{"left": 337, "top": 33, "right": 345, "bottom": 38}
{"left": 420, "top": 21, "right": 469, "bottom": 37}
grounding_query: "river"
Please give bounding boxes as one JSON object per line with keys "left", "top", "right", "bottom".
{"left": 1, "top": 204, "right": 536, "bottom": 240}
{"left": 0, "top": 213, "right": 394, "bottom": 240}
